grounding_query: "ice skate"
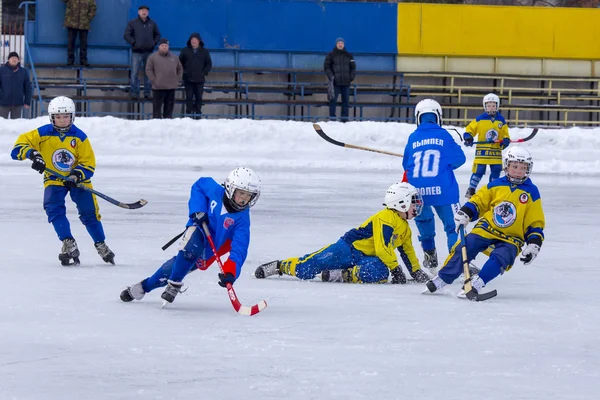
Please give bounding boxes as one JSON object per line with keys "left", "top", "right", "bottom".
{"left": 423, "top": 248, "right": 438, "bottom": 270}
{"left": 59, "top": 237, "right": 80, "bottom": 266}
{"left": 254, "top": 260, "right": 282, "bottom": 279}
{"left": 424, "top": 276, "right": 447, "bottom": 293}
{"left": 120, "top": 281, "right": 146, "bottom": 302}
{"left": 95, "top": 241, "right": 115, "bottom": 265}
{"left": 322, "top": 269, "right": 351, "bottom": 283}
{"left": 161, "top": 280, "right": 184, "bottom": 306}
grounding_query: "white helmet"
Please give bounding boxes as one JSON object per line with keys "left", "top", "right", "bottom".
{"left": 483, "top": 93, "right": 500, "bottom": 116}
{"left": 503, "top": 147, "right": 533, "bottom": 185}
{"left": 414, "top": 99, "right": 442, "bottom": 126}
{"left": 48, "top": 96, "right": 75, "bottom": 133}
{"left": 224, "top": 167, "right": 261, "bottom": 211}
{"left": 383, "top": 182, "right": 423, "bottom": 216}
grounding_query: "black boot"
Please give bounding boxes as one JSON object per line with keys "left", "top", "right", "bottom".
{"left": 161, "top": 280, "right": 184, "bottom": 304}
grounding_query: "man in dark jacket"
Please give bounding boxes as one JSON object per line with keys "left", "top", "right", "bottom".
{"left": 0, "top": 52, "right": 32, "bottom": 119}
{"left": 63, "top": 0, "right": 96, "bottom": 66}
{"left": 324, "top": 37, "right": 356, "bottom": 122}
{"left": 123, "top": 5, "right": 161, "bottom": 99}
{"left": 179, "top": 33, "right": 212, "bottom": 117}
{"left": 146, "top": 39, "right": 183, "bottom": 119}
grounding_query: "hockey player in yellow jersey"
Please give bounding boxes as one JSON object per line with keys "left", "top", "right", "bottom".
{"left": 254, "top": 182, "right": 430, "bottom": 284}
{"left": 11, "top": 96, "right": 115, "bottom": 266}
{"left": 463, "top": 93, "right": 511, "bottom": 199}
{"left": 425, "top": 147, "right": 545, "bottom": 297}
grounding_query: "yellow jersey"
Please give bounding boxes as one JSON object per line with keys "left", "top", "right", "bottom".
{"left": 465, "top": 112, "right": 510, "bottom": 166}
{"left": 11, "top": 124, "right": 96, "bottom": 187}
{"left": 464, "top": 176, "right": 545, "bottom": 249}
{"left": 341, "top": 208, "right": 419, "bottom": 271}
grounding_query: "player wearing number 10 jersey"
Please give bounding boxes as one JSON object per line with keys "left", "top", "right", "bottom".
{"left": 402, "top": 99, "right": 466, "bottom": 271}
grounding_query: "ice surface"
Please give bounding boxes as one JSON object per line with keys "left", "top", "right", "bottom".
{"left": 0, "top": 118, "right": 598, "bottom": 399}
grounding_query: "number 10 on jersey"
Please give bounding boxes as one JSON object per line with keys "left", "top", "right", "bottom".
{"left": 412, "top": 150, "right": 440, "bottom": 178}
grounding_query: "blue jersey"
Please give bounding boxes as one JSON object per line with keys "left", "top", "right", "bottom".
{"left": 403, "top": 122, "right": 466, "bottom": 206}
{"left": 186, "top": 177, "right": 251, "bottom": 275}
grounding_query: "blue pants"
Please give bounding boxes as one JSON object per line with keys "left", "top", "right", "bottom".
{"left": 143, "top": 227, "right": 209, "bottom": 292}
{"left": 130, "top": 52, "right": 152, "bottom": 96}
{"left": 438, "top": 233, "right": 518, "bottom": 285}
{"left": 286, "top": 239, "right": 390, "bottom": 283}
{"left": 329, "top": 85, "right": 350, "bottom": 121}
{"left": 415, "top": 203, "right": 459, "bottom": 252}
{"left": 469, "top": 163, "right": 502, "bottom": 190}
{"left": 43, "top": 185, "right": 105, "bottom": 242}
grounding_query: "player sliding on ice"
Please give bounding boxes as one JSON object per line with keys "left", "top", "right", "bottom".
{"left": 255, "top": 182, "right": 430, "bottom": 284}
{"left": 11, "top": 96, "right": 115, "bottom": 266}
{"left": 120, "top": 167, "right": 261, "bottom": 305}
{"left": 424, "top": 147, "right": 545, "bottom": 298}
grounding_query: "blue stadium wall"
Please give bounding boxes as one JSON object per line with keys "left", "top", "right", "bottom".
{"left": 26, "top": 0, "right": 398, "bottom": 70}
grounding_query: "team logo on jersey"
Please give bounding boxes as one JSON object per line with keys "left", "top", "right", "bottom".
{"left": 223, "top": 217, "right": 235, "bottom": 229}
{"left": 70, "top": 139, "right": 76, "bottom": 148}
{"left": 493, "top": 201, "right": 517, "bottom": 228}
{"left": 519, "top": 193, "right": 529, "bottom": 204}
{"left": 51, "top": 149, "right": 76, "bottom": 172}
{"left": 498, "top": 122, "right": 503, "bottom": 129}
{"left": 485, "top": 129, "right": 499, "bottom": 142}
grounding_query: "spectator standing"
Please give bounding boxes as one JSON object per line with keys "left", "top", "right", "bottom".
{"left": 0, "top": 52, "right": 32, "bottom": 119}
{"left": 324, "top": 37, "right": 356, "bottom": 122}
{"left": 63, "top": 0, "right": 96, "bottom": 66}
{"left": 146, "top": 39, "right": 183, "bottom": 119}
{"left": 179, "top": 33, "right": 212, "bottom": 117}
{"left": 123, "top": 5, "right": 161, "bottom": 99}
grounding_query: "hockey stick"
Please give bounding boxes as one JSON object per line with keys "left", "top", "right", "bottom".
{"left": 44, "top": 168, "right": 148, "bottom": 209}
{"left": 200, "top": 222, "right": 267, "bottom": 316}
{"left": 460, "top": 227, "right": 497, "bottom": 302}
{"left": 473, "top": 128, "right": 539, "bottom": 145}
{"left": 448, "top": 128, "right": 464, "bottom": 142}
{"left": 313, "top": 124, "right": 404, "bottom": 158}
{"left": 161, "top": 230, "right": 185, "bottom": 251}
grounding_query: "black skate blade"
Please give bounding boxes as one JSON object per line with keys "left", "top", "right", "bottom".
{"left": 60, "top": 256, "right": 80, "bottom": 266}
{"left": 465, "top": 289, "right": 497, "bottom": 302}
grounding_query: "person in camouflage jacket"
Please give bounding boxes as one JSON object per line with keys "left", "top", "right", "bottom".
{"left": 63, "top": 0, "right": 97, "bottom": 66}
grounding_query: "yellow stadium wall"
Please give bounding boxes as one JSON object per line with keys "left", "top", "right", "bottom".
{"left": 397, "top": 4, "right": 600, "bottom": 60}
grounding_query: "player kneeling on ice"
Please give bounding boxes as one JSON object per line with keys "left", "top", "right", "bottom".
{"left": 120, "top": 167, "right": 261, "bottom": 305}
{"left": 425, "top": 147, "right": 545, "bottom": 298}
{"left": 255, "top": 182, "right": 430, "bottom": 284}
{"left": 10, "top": 96, "right": 115, "bottom": 266}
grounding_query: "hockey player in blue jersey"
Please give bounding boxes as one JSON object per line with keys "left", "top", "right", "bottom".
{"left": 402, "top": 99, "right": 466, "bottom": 271}
{"left": 119, "top": 167, "right": 261, "bottom": 304}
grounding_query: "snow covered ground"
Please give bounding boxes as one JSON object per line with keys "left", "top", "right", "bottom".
{"left": 0, "top": 118, "right": 599, "bottom": 399}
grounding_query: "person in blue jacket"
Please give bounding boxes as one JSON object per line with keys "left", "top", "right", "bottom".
{"left": 0, "top": 52, "right": 32, "bottom": 119}
{"left": 120, "top": 167, "right": 261, "bottom": 305}
{"left": 402, "top": 99, "right": 466, "bottom": 271}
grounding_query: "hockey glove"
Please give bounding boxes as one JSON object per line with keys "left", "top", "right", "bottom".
{"left": 463, "top": 133, "right": 474, "bottom": 147}
{"left": 390, "top": 267, "right": 407, "bottom": 284}
{"left": 218, "top": 258, "right": 237, "bottom": 287}
{"left": 500, "top": 138, "right": 511, "bottom": 149}
{"left": 454, "top": 208, "right": 471, "bottom": 233}
{"left": 520, "top": 243, "right": 540, "bottom": 265}
{"left": 28, "top": 151, "right": 46, "bottom": 174}
{"left": 64, "top": 169, "right": 83, "bottom": 189}
{"left": 191, "top": 212, "right": 208, "bottom": 227}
